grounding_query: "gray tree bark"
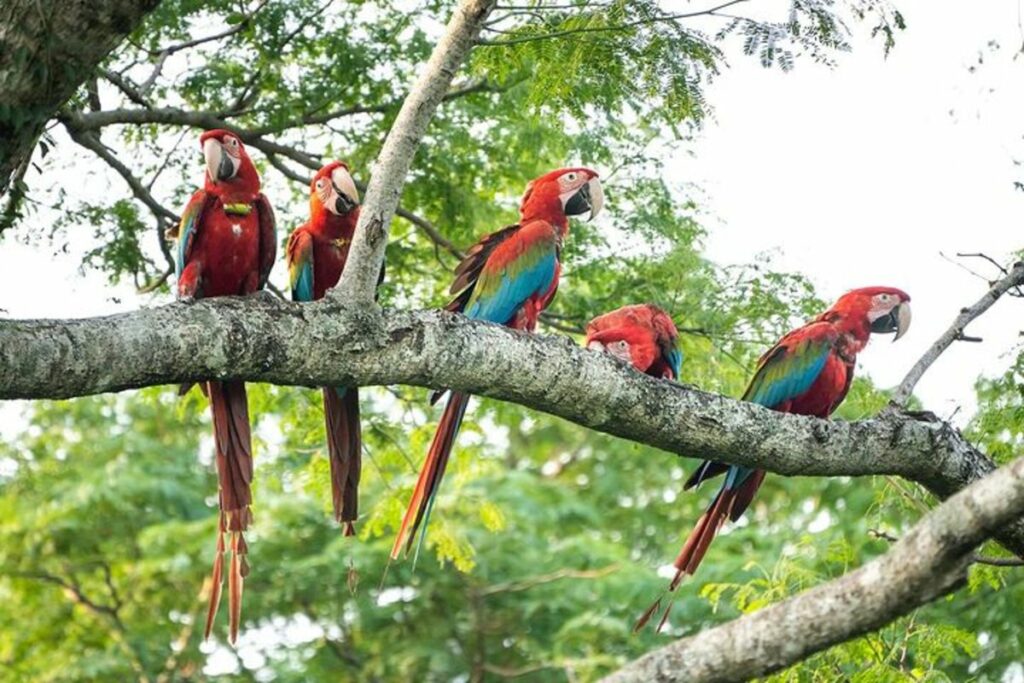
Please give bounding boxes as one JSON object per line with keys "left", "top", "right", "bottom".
{"left": 334, "top": 0, "right": 498, "bottom": 303}
{"left": 1, "top": 296, "right": 1021, "bottom": 558}
{"left": 3, "top": 1, "right": 1023, "bottom": 679}
{"left": 0, "top": 0, "right": 162, "bottom": 193}
{"left": 602, "top": 453, "right": 1024, "bottom": 683}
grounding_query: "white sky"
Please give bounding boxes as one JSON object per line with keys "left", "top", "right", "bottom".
{"left": 676, "top": 0, "right": 1024, "bottom": 420}
{"left": 2, "top": 0, "right": 1024, "bottom": 427}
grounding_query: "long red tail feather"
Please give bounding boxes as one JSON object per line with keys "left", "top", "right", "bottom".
{"left": 323, "top": 387, "right": 362, "bottom": 536}
{"left": 205, "top": 380, "right": 253, "bottom": 643}
{"left": 635, "top": 469, "right": 766, "bottom": 632}
{"left": 390, "top": 392, "right": 469, "bottom": 560}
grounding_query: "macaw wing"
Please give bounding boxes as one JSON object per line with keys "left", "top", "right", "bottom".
{"left": 255, "top": 193, "right": 277, "bottom": 290}
{"left": 741, "top": 321, "right": 838, "bottom": 408}
{"left": 446, "top": 223, "right": 521, "bottom": 313}
{"left": 685, "top": 321, "right": 837, "bottom": 491}
{"left": 665, "top": 344, "right": 684, "bottom": 381}
{"left": 461, "top": 221, "right": 558, "bottom": 324}
{"left": 286, "top": 228, "right": 315, "bottom": 303}
{"left": 175, "top": 190, "right": 213, "bottom": 279}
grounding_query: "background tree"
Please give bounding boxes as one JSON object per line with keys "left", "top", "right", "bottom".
{"left": 2, "top": 1, "right": 1023, "bottom": 681}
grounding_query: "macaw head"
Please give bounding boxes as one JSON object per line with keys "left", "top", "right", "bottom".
{"left": 310, "top": 161, "right": 359, "bottom": 218}
{"left": 823, "top": 286, "right": 912, "bottom": 342}
{"left": 585, "top": 304, "right": 680, "bottom": 379}
{"left": 519, "top": 167, "right": 603, "bottom": 228}
{"left": 199, "top": 129, "right": 259, "bottom": 191}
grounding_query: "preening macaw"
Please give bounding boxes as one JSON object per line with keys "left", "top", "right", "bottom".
{"left": 390, "top": 167, "right": 605, "bottom": 561}
{"left": 637, "top": 286, "right": 911, "bottom": 631}
{"left": 173, "top": 129, "right": 276, "bottom": 643}
{"left": 585, "top": 304, "right": 683, "bottom": 381}
{"left": 286, "top": 161, "right": 363, "bottom": 536}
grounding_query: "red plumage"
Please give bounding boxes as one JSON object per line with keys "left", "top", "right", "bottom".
{"left": 285, "top": 161, "right": 365, "bottom": 534}
{"left": 391, "top": 167, "right": 604, "bottom": 561}
{"left": 175, "top": 129, "right": 275, "bottom": 644}
{"left": 637, "top": 286, "right": 911, "bottom": 631}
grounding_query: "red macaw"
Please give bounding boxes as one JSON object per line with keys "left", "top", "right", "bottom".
{"left": 390, "top": 167, "right": 605, "bottom": 561}
{"left": 173, "top": 129, "right": 276, "bottom": 643}
{"left": 286, "top": 161, "right": 363, "bottom": 536}
{"left": 585, "top": 304, "right": 683, "bottom": 381}
{"left": 637, "top": 286, "right": 911, "bottom": 631}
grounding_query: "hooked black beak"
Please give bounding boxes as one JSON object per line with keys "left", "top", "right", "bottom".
{"left": 563, "top": 177, "right": 604, "bottom": 220}
{"left": 870, "top": 302, "right": 912, "bottom": 341}
{"left": 203, "top": 138, "right": 238, "bottom": 182}
{"left": 333, "top": 184, "right": 357, "bottom": 214}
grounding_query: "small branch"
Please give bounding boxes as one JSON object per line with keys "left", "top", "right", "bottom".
{"left": 100, "top": 69, "right": 151, "bottom": 108}
{"left": 479, "top": 564, "right": 618, "bottom": 596}
{"left": 889, "top": 261, "right": 1024, "bottom": 408}
{"left": 335, "top": 0, "right": 500, "bottom": 303}
{"left": 245, "top": 79, "right": 500, "bottom": 137}
{"left": 476, "top": 0, "right": 748, "bottom": 46}
{"left": 146, "top": 0, "right": 270, "bottom": 58}
{"left": 394, "top": 206, "right": 464, "bottom": 259}
{"left": 602, "top": 455, "right": 1024, "bottom": 683}
{"left": 7, "top": 569, "right": 122, "bottom": 625}
{"left": 971, "top": 554, "right": 1024, "bottom": 567}
{"left": 62, "top": 120, "right": 179, "bottom": 225}
{"left": 0, "top": 152, "right": 32, "bottom": 235}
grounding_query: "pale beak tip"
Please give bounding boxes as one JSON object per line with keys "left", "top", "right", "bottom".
{"left": 893, "top": 303, "right": 912, "bottom": 341}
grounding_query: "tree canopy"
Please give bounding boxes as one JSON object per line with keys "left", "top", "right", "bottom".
{"left": 1, "top": 1, "right": 1023, "bottom": 681}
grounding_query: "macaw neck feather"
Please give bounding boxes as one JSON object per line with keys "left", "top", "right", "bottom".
{"left": 309, "top": 203, "right": 359, "bottom": 239}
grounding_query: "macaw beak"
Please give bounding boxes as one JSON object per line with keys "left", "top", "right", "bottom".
{"left": 564, "top": 176, "right": 604, "bottom": 221}
{"left": 870, "top": 302, "right": 912, "bottom": 341}
{"left": 203, "top": 138, "right": 237, "bottom": 182}
{"left": 329, "top": 166, "right": 359, "bottom": 215}
{"left": 587, "top": 340, "right": 603, "bottom": 351}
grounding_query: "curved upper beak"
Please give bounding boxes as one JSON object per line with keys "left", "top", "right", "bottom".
{"left": 871, "top": 302, "right": 912, "bottom": 341}
{"left": 330, "top": 166, "right": 359, "bottom": 215}
{"left": 564, "top": 176, "right": 604, "bottom": 221}
{"left": 586, "top": 340, "right": 603, "bottom": 351}
{"left": 203, "top": 138, "right": 237, "bottom": 182}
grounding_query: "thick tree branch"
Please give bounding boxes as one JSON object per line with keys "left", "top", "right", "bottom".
{"left": 601, "top": 454, "right": 1024, "bottom": 683}
{"left": 889, "top": 261, "right": 1024, "bottom": 407}
{"left": 0, "top": 0, "right": 162, "bottom": 193}
{"left": 1, "top": 297, "right": 1021, "bottom": 556}
{"left": 335, "top": 0, "right": 499, "bottom": 302}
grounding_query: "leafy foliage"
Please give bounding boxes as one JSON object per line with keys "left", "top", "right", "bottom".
{"left": 3, "top": 0, "right": 1020, "bottom": 681}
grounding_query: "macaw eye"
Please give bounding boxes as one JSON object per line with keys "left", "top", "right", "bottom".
{"left": 227, "top": 137, "right": 239, "bottom": 148}
{"left": 615, "top": 340, "right": 629, "bottom": 351}
{"left": 315, "top": 179, "right": 326, "bottom": 189}
{"left": 564, "top": 171, "right": 578, "bottom": 183}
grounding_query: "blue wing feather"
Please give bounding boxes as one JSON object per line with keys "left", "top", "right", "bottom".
{"left": 666, "top": 347, "right": 683, "bottom": 380}
{"left": 176, "top": 190, "right": 208, "bottom": 279}
{"left": 463, "top": 249, "right": 557, "bottom": 324}
{"left": 292, "top": 259, "right": 315, "bottom": 303}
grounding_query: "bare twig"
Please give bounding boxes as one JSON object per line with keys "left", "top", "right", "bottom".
{"left": 971, "top": 554, "right": 1024, "bottom": 567}
{"left": 101, "top": 69, "right": 151, "bottom": 108}
{"left": 479, "top": 564, "right": 618, "bottom": 596}
{"left": 62, "top": 122, "right": 179, "bottom": 226}
{"left": 888, "top": 261, "right": 1024, "bottom": 408}
{"left": 476, "top": 0, "right": 748, "bottom": 46}
{"left": 146, "top": 0, "right": 270, "bottom": 57}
